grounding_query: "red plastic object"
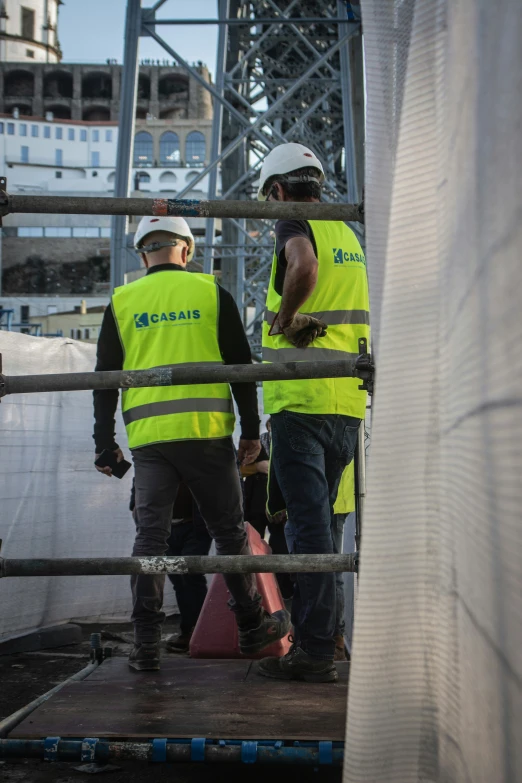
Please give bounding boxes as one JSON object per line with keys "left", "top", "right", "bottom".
{"left": 190, "top": 523, "right": 292, "bottom": 659}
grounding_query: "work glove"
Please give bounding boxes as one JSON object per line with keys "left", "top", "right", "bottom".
{"left": 281, "top": 313, "right": 328, "bottom": 349}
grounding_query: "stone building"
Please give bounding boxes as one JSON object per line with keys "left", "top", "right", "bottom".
{"left": 0, "top": 61, "right": 213, "bottom": 122}
{"left": 0, "top": 0, "right": 61, "bottom": 64}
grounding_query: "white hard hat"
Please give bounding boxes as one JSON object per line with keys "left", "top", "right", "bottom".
{"left": 134, "top": 215, "right": 195, "bottom": 262}
{"left": 257, "top": 143, "right": 325, "bottom": 201}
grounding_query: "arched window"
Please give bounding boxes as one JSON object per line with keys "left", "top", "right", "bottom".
{"left": 160, "top": 132, "right": 180, "bottom": 166}
{"left": 185, "top": 171, "right": 200, "bottom": 183}
{"left": 107, "top": 171, "right": 115, "bottom": 183}
{"left": 133, "top": 131, "right": 153, "bottom": 167}
{"left": 160, "top": 171, "right": 177, "bottom": 183}
{"left": 186, "top": 131, "right": 206, "bottom": 166}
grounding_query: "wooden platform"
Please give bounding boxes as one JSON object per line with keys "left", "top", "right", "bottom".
{"left": 11, "top": 658, "right": 349, "bottom": 742}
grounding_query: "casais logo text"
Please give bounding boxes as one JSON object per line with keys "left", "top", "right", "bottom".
{"left": 333, "top": 248, "right": 366, "bottom": 265}
{"left": 134, "top": 310, "right": 201, "bottom": 329}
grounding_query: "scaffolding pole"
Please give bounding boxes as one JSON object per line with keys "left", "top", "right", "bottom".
{"left": 0, "top": 357, "right": 374, "bottom": 397}
{"left": 0, "top": 194, "right": 364, "bottom": 222}
{"left": 0, "top": 554, "right": 358, "bottom": 577}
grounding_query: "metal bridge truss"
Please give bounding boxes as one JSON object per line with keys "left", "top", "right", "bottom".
{"left": 112, "top": 0, "right": 364, "bottom": 353}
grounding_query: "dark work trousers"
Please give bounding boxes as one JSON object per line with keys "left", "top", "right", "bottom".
{"left": 270, "top": 411, "right": 360, "bottom": 660}
{"left": 131, "top": 438, "right": 261, "bottom": 644}
{"left": 248, "top": 515, "right": 295, "bottom": 600}
{"left": 166, "top": 521, "right": 212, "bottom": 635}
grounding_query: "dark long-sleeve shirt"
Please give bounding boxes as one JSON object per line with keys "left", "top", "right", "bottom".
{"left": 93, "top": 264, "right": 260, "bottom": 452}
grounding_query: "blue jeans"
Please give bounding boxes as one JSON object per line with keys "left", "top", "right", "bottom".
{"left": 270, "top": 411, "right": 360, "bottom": 659}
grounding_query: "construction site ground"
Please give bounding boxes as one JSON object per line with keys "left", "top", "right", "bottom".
{"left": 0, "top": 619, "right": 342, "bottom": 783}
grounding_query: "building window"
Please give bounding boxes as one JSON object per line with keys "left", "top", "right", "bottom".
{"left": 133, "top": 131, "right": 153, "bottom": 167}
{"left": 80, "top": 129, "right": 87, "bottom": 142}
{"left": 92, "top": 130, "right": 100, "bottom": 142}
{"left": 26, "top": 49, "right": 35, "bottom": 58}
{"left": 105, "top": 130, "right": 112, "bottom": 142}
{"left": 7, "top": 123, "right": 14, "bottom": 135}
{"left": 55, "top": 127, "right": 63, "bottom": 140}
{"left": 20, "top": 123, "right": 27, "bottom": 136}
{"left": 70, "top": 328, "right": 75, "bottom": 338}
{"left": 72, "top": 227, "right": 99, "bottom": 238}
{"left": 186, "top": 131, "right": 206, "bottom": 165}
{"left": 68, "top": 128, "right": 75, "bottom": 141}
{"left": 55, "top": 149, "right": 63, "bottom": 165}
{"left": 0, "top": 123, "right": 4, "bottom": 134}
{"left": 84, "top": 329, "right": 90, "bottom": 340}
{"left": 55, "top": 171, "right": 62, "bottom": 178}
{"left": 31, "top": 124, "right": 38, "bottom": 137}
{"left": 76, "top": 329, "right": 82, "bottom": 340}
{"left": 44, "top": 126, "right": 51, "bottom": 138}
{"left": 20, "top": 305, "right": 30, "bottom": 323}
{"left": 160, "top": 132, "right": 180, "bottom": 166}
{"left": 21, "top": 7, "right": 35, "bottom": 40}
{"left": 91, "top": 151, "right": 100, "bottom": 167}
{"left": 44, "top": 227, "right": 71, "bottom": 237}
{"left": 21, "top": 145, "right": 29, "bottom": 163}
{"left": 18, "top": 227, "right": 44, "bottom": 237}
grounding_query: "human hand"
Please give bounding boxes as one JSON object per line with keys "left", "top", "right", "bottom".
{"left": 256, "top": 460, "right": 269, "bottom": 475}
{"left": 94, "top": 448, "right": 124, "bottom": 477}
{"left": 281, "top": 313, "right": 327, "bottom": 348}
{"left": 237, "top": 438, "right": 261, "bottom": 466}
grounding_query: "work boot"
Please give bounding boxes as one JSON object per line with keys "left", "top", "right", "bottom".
{"left": 257, "top": 645, "right": 338, "bottom": 683}
{"left": 128, "top": 642, "right": 160, "bottom": 671}
{"left": 334, "top": 635, "right": 349, "bottom": 662}
{"left": 166, "top": 629, "right": 193, "bottom": 654}
{"left": 238, "top": 609, "right": 291, "bottom": 656}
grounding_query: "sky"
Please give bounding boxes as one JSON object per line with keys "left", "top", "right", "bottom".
{"left": 59, "top": 0, "right": 219, "bottom": 77}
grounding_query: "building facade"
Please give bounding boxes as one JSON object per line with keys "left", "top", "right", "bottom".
{"left": 0, "top": 0, "right": 61, "bottom": 64}
{"left": 0, "top": 68, "right": 216, "bottom": 298}
{"left": 0, "top": 61, "right": 212, "bottom": 122}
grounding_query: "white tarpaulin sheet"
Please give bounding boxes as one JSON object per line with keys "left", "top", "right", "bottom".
{"left": 344, "top": 1, "right": 522, "bottom": 782}
{"left": 0, "top": 331, "right": 178, "bottom": 643}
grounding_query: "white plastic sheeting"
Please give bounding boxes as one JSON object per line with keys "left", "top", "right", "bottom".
{"left": 345, "top": 1, "right": 522, "bottom": 782}
{"left": 0, "top": 331, "right": 177, "bottom": 643}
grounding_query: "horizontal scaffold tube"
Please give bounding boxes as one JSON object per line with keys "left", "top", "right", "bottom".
{"left": 0, "top": 357, "right": 371, "bottom": 396}
{"left": 2, "top": 193, "right": 364, "bottom": 223}
{"left": 0, "top": 739, "right": 343, "bottom": 766}
{"left": 0, "top": 554, "right": 358, "bottom": 578}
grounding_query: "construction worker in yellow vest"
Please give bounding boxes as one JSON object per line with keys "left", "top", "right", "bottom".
{"left": 93, "top": 215, "right": 290, "bottom": 671}
{"left": 256, "top": 143, "right": 370, "bottom": 683}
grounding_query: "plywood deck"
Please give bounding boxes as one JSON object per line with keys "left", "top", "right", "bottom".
{"left": 11, "top": 658, "right": 349, "bottom": 742}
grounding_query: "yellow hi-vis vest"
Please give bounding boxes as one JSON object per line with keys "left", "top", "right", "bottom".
{"left": 111, "top": 269, "right": 235, "bottom": 449}
{"left": 262, "top": 220, "right": 370, "bottom": 418}
{"left": 333, "top": 463, "right": 356, "bottom": 514}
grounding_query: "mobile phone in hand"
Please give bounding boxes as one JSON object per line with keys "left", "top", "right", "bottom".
{"left": 95, "top": 449, "right": 131, "bottom": 479}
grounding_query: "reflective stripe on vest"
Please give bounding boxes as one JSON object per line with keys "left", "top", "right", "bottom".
{"left": 112, "top": 269, "right": 234, "bottom": 449}
{"left": 264, "top": 309, "right": 370, "bottom": 327}
{"left": 261, "top": 220, "right": 370, "bottom": 418}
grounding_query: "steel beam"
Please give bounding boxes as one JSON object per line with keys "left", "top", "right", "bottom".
{"left": 203, "top": 0, "right": 229, "bottom": 274}
{"left": 110, "top": 0, "right": 141, "bottom": 291}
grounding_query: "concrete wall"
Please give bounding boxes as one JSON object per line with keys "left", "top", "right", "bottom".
{"left": 2, "top": 236, "right": 109, "bottom": 269}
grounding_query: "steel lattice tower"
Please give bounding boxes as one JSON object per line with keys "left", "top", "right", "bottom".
{"left": 215, "top": 0, "right": 364, "bottom": 353}
{"left": 111, "top": 1, "right": 364, "bottom": 355}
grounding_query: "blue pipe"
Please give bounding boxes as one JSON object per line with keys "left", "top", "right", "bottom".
{"left": 0, "top": 738, "right": 344, "bottom": 766}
